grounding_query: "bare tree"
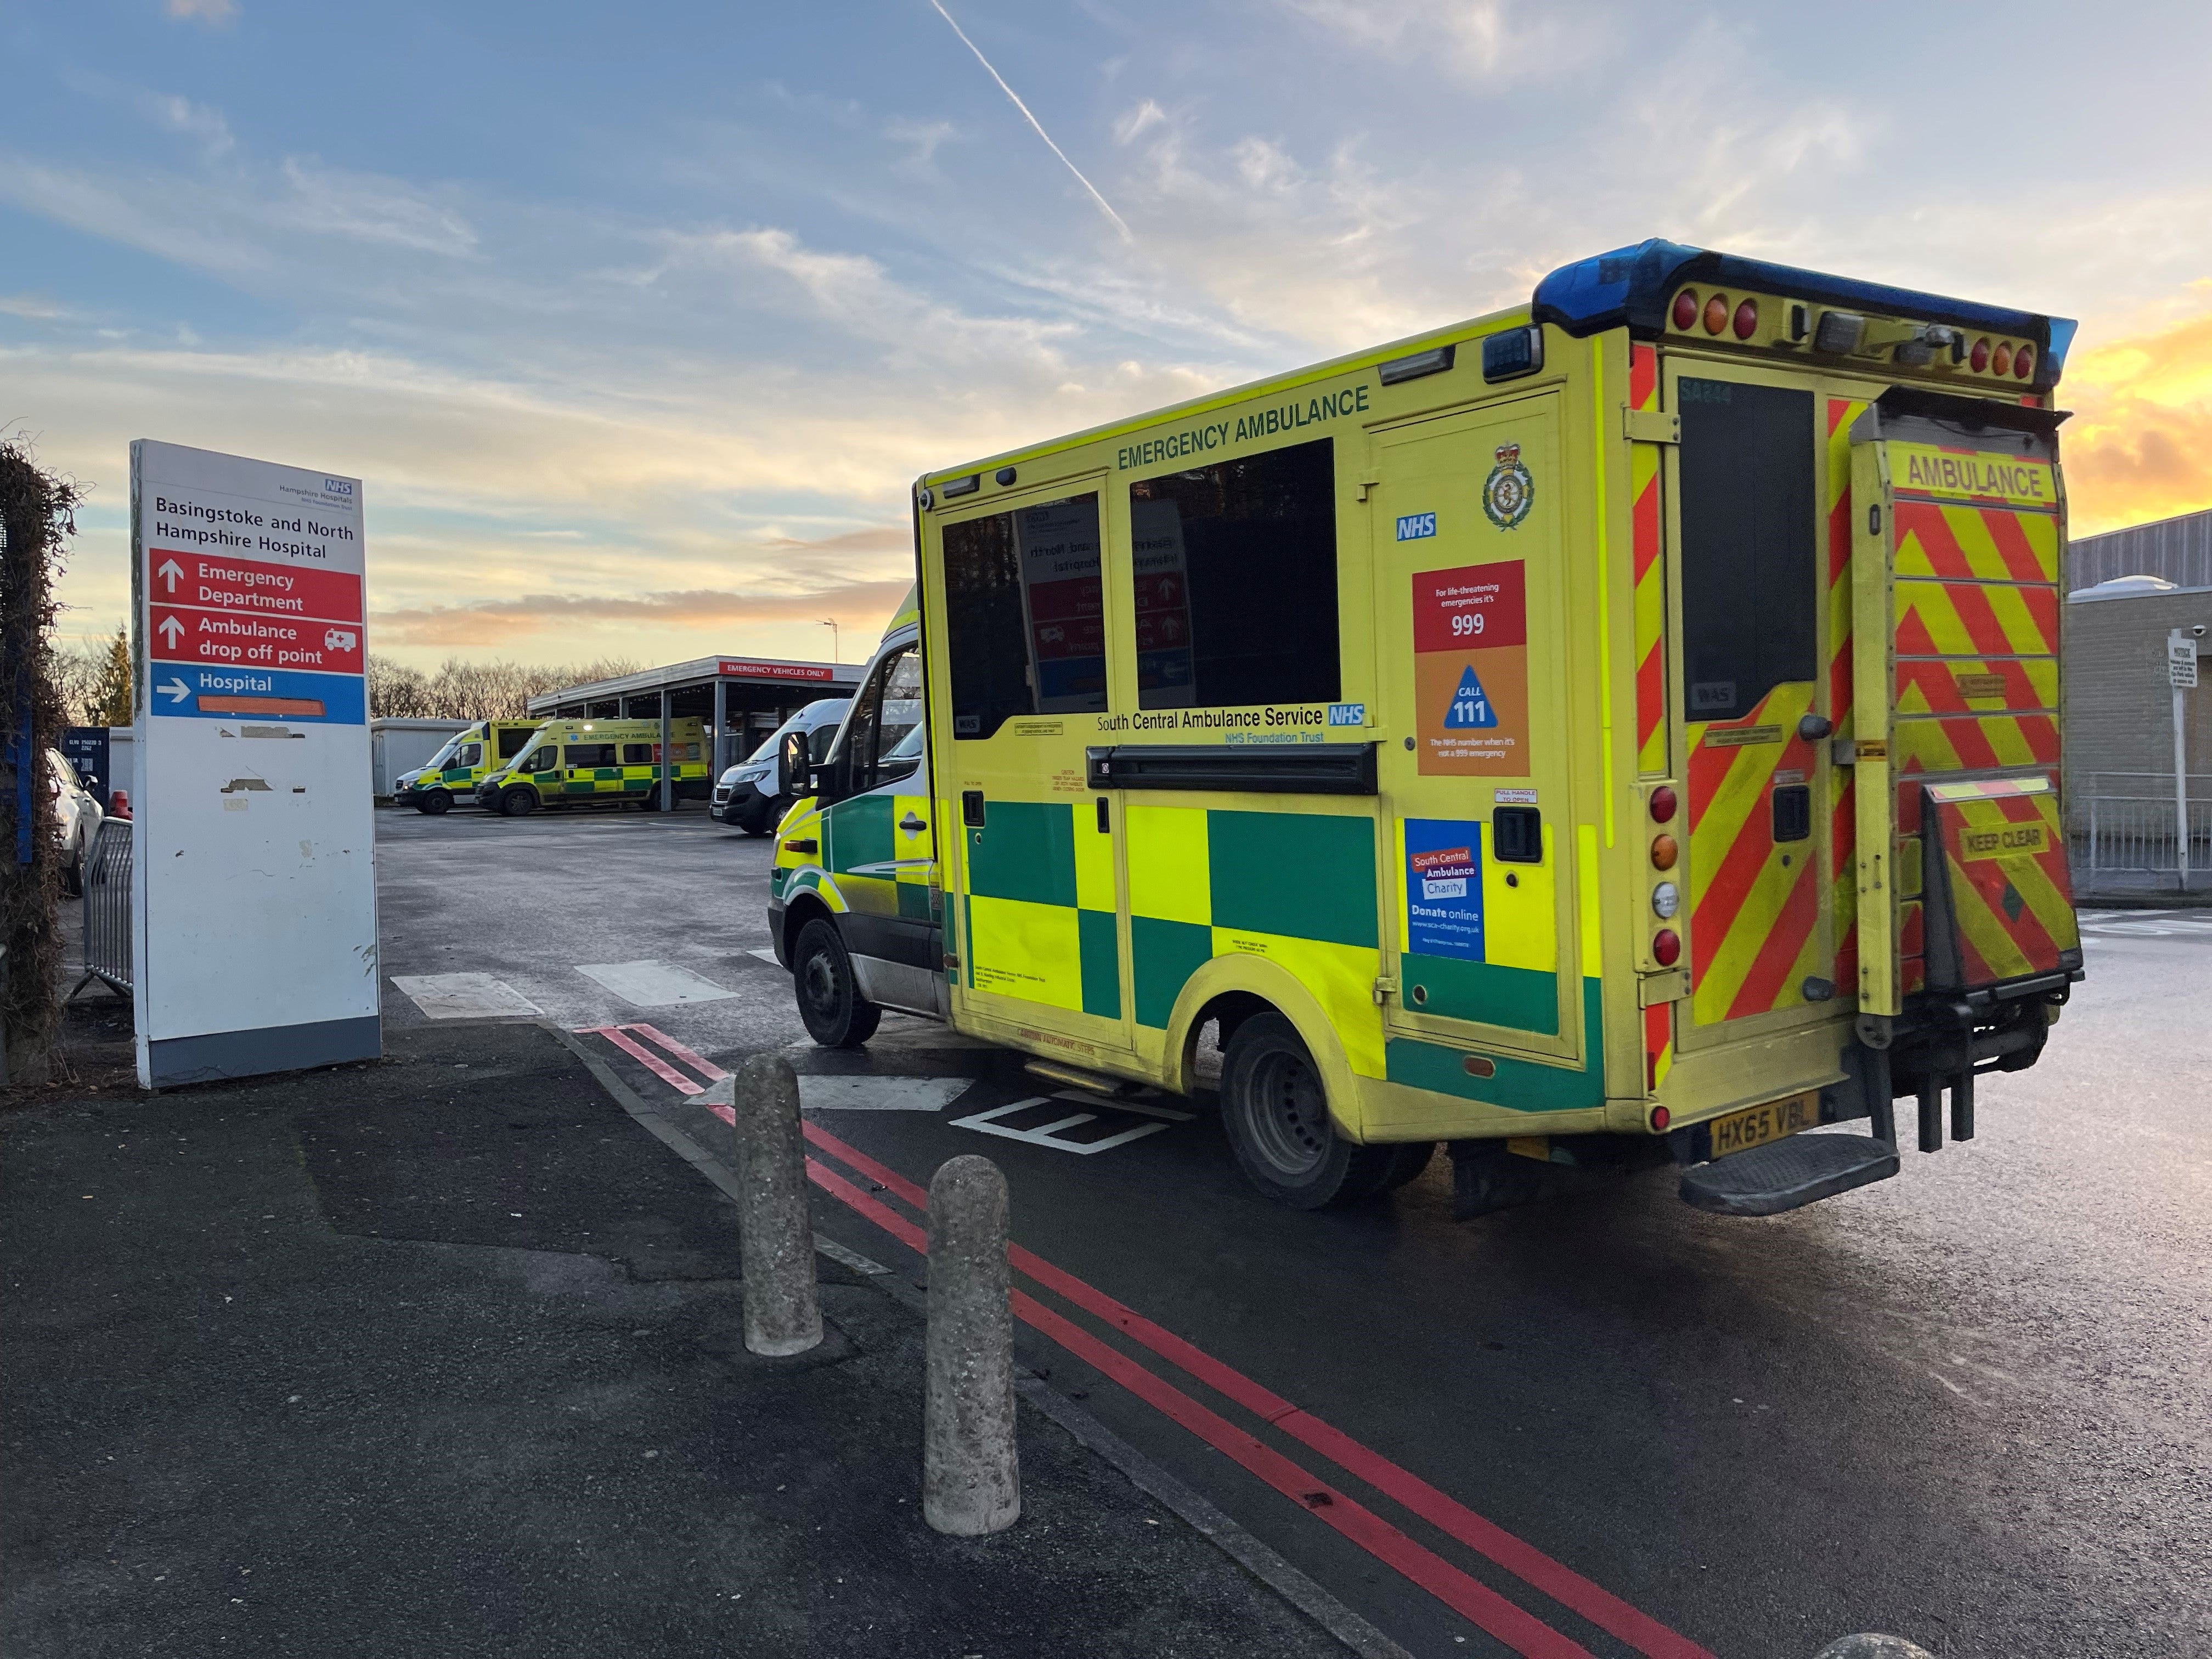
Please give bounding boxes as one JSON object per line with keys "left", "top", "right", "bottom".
{"left": 366, "top": 654, "right": 642, "bottom": 720}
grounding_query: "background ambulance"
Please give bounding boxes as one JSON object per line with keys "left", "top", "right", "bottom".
{"left": 770, "top": 240, "right": 2081, "bottom": 1221}
{"left": 396, "top": 720, "right": 545, "bottom": 814}
{"left": 476, "top": 717, "right": 709, "bottom": 815}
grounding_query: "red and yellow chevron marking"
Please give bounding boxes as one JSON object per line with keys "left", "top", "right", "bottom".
{"left": 1687, "top": 684, "right": 1822, "bottom": 1025}
{"left": 1825, "top": 398, "right": 1866, "bottom": 995}
{"left": 1894, "top": 575, "right": 2059, "bottom": 658}
{"left": 1630, "top": 345, "right": 1666, "bottom": 775}
{"left": 1924, "top": 782, "right": 2079, "bottom": 984}
{"left": 1643, "top": 998, "right": 1673, "bottom": 1091}
{"left": 1893, "top": 499, "right": 2058, "bottom": 584}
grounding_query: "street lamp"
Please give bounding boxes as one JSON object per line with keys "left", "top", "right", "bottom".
{"left": 819, "top": 617, "right": 840, "bottom": 663}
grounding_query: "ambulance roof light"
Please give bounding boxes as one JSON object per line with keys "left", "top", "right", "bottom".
{"left": 1531, "top": 239, "right": 2074, "bottom": 388}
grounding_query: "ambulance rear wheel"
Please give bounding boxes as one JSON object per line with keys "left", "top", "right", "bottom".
{"left": 1221, "top": 1012, "right": 1390, "bottom": 1210}
{"left": 793, "top": 917, "right": 880, "bottom": 1048}
{"left": 416, "top": 791, "right": 452, "bottom": 816}
{"left": 499, "top": 788, "right": 535, "bottom": 818}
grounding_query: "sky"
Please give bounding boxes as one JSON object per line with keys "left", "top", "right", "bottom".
{"left": 6, "top": 1, "right": 2212, "bottom": 672}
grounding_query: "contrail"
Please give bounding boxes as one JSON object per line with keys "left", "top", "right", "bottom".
{"left": 927, "top": 0, "right": 1132, "bottom": 241}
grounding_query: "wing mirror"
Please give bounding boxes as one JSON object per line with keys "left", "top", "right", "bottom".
{"left": 777, "top": 730, "right": 812, "bottom": 798}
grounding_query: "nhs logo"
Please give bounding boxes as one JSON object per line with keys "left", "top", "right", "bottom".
{"left": 1326, "top": 702, "right": 1366, "bottom": 727}
{"left": 1395, "top": 511, "right": 1436, "bottom": 541}
{"left": 323, "top": 478, "right": 355, "bottom": 498}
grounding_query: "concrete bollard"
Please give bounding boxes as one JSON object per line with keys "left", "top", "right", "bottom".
{"left": 923, "top": 1154, "right": 1019, "bottom": 1536}
{"left": 1813, "top": 1638, "right": 1937, "bottom": 1659}
{"left": 731, "top": 1053, "right": 823, "bottom": 1357}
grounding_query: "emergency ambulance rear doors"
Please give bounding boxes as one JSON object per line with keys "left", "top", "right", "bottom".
{"left": 1661, "top": 358, "right": 1844, "bottom": 1054}
{"left": 1370, "top": 391, "right": 1586, "bottom": 1066}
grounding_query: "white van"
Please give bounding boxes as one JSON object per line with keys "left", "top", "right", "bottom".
{"left": 711, "top": 698, "right": 850, "bottom": 836}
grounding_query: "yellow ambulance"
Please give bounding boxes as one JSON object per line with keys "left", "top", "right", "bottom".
{"left": 769, "top": 239, "right": 2083, "bottom": 1219}
{"left": 396, "top": 720, "right": 546, "bottom": 814}
{"left": 475, "top": 716, "right": 709, "bottom": 815}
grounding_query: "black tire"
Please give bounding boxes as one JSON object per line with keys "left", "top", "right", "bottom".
{"left": 1220, "top": 1012, "right": 1390, "bottom": 1209}
{"left": 416, "top": 791, "right": 452, "bottom": 816}
{"left": 739, "top": 801, "right": 775, "bottom": 837}
{"left": 499, "top": 788, "right": 536, "bottom": 818}
{"left": 62, "top": 847, "right": 83, "bottom": 899}
{"left": 1377, "top": 1139, "right": 1438, "bottom": 1192}
{"left": 792, "top": 917, "right": 880, "bottom": 1048}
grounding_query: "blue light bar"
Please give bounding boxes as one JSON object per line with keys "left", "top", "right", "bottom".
{"left": 1531, "top": 239, "right": 2075, "bottom": 390}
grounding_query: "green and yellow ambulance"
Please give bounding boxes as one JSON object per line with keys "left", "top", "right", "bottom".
{"left": 475, "top": 716, "right": 710, "bottom": 816}
{"left": 396, "top": 720, "right": 547, "bottom": 814}
{"left": 769, "top": 239, "right": 2083, "bottom": 1220}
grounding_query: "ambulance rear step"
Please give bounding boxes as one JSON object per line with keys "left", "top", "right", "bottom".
{"left": 1678, "top": 1133, "right": 1899, "bottom": 1217}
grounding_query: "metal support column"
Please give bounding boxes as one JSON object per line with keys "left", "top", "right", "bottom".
{"left": 659, "top": 690, "right": 673, "bottom": 812}
{"left": 712, "top": 677, "right": 729, "bottom": 779}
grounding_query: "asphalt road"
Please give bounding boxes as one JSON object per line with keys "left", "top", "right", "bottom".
{"left": 376, "top": 804, "right": 2212, "bottom": 1659}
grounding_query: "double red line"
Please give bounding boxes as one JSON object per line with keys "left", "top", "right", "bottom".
{"left": 797, "top": 1119, "right": 1713, "bottom": 1659}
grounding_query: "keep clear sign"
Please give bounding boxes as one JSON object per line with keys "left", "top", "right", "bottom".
{"left": 130, "top": 440, "right": 379, "bottom": 1087}
{"left": 1412, "top": 560, "right": 1528, "bottom": 774}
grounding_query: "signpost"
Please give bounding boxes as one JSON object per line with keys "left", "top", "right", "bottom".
{"left": 129, "top": 441, "right": 379, "bottom": 1086}
{"left": 2171, "top": 630, "right": 2200, "bottom": 891}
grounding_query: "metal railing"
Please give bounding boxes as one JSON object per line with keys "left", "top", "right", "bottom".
{"left": 72, "top": 819, "right": 132, "bottom": 997}
{"left": 2072, "top": 794, "right": 2212, "bottom": 886}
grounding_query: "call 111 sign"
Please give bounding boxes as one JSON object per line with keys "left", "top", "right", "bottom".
{"left": 130, "top": 440, "right": 380, "bottom": 1088}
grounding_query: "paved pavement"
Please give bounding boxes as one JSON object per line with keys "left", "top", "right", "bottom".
{"left": 368, "top": 806, "right": 2212, "bottom": 1658}
{"left": 0, "top": 1016, "right": 1355, "bottom": 1659}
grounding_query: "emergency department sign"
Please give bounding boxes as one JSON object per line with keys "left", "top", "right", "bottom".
{"left": 129, "top": 440, "right": 380, "bottom": 1087}
{"left": 1412, "top": 560, "right": 1529, "bottom": 774}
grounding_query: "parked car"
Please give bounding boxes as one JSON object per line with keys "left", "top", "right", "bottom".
{"left": 48, "top": 749, "right": 104, "bottom": 895}
{"left": 711, "top": 699, "right": 850, "bottom": 836}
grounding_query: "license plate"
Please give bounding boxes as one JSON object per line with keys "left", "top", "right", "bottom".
{"left": 1710, "top": 1090, "right": 1820, "bottom": 1158}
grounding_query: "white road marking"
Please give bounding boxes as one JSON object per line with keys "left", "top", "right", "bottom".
{"left": 799, "top": 1076, "right": 974, "bottom": 1112}
{"left": 747, "top": 947, "right": 783, "bottom": 966}
{"left": 391, "top": 973, "right": 543, "bottom": 1019}
{"left": 574, "top": 959, "right": 737, "bottom": 1007}
{"left": 950, "top": 1096, "right": 1171, "bottom": 1155}
{"left": 1051, "top": 1088, "right": 1194, "bottom": 1122}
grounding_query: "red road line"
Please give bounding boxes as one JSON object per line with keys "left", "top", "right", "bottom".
{"left": 800, "top": 1120, "right": 1713, "bottom": 1659}
{"left": 624, "top": 1024, "right": 730, "bottom": 1083}
{"left": 580, "top": 1026, "right": 703, "bottom": 1096}
{"left": 802, "top": 1156, "right": 1596, "bottom": 1659}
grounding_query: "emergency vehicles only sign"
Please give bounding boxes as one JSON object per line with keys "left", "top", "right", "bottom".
{"left": 130, "top": 440, "right": 379, "bottom": 1088}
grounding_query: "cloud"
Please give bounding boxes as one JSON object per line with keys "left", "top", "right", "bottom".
{"left": 2057, "top": 297, "right": 2212, "bottom": 537}
{"left": 165, "top": 0, "right": 238, "bottom": 26}
{"left": 1273, "top": 0, "right": 1602, "bottom": 83}
{"left": 370, "top": 577, "right": 915, "bottom": 648}
{"left": 0, "top": 294, "right": 76, "bottom": 321}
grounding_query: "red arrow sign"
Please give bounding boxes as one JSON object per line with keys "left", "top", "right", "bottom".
{"left": 149, "top": 604, "right": 365, "bottom": 675}
{"left": 149, "top": 548, "right": 363, "bottom": 625}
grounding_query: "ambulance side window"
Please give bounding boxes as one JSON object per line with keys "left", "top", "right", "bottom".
{"left": 1127, "top": 436, "right": 1339, "bottom": 710}
{"left": 1676, "top": 379, "right": 1816, "bottom": 722}
{"left": 622, "top": 743, "right": 656, "bottom": 764}
{"left": 566, "top": 743, "right": 617, "bottom": 768}
{"left": 521, "top": 747, "right": 559, "bottom": 774}
{"left": 943, "top": 492, "right": 1106, "bottom": 740}
{"left": 454, "top": 743, "right": 482, "bottom": 768}
{"left": 844, "top": 645, "right": 924, "bottom": 794}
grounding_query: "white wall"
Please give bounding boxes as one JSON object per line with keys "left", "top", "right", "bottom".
{"left": 369, "top": 719, "right": 471, "bottom": 797}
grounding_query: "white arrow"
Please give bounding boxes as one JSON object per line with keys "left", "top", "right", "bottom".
{"left": 159, "top": 677, "right": 190, "bottom": 705}
{"left": 156, "top": 614, "right": 184, "bottom": 648}
{"left": 156, "top": 558, "right": 184, "bottom": 594}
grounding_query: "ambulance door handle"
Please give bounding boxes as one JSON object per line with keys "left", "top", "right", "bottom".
{"left": 900, "top": 812, "right": 927, "bottom": 832}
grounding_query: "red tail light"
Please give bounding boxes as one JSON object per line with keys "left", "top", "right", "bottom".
{"left": 2012, "top": 344, "right": 2034, "bottom": 380}
{"left": 1652, "top": 928, "right": 1681, "bottom": 966}
{"left": 1672, "top": 289, "right": 1699, "bottom": 331}
{"left": 1649, "top": 785, "right": 1678, "bottom": 824}
{"left": 1649, "top": 1105, "right": 1671, "bottom": 1132}
{"left": 1731, "top": 298, "right": 1758, "bottom": 340}
{"left": 1970, "top": 337, "right": 1991, "bottom": 372}
{"left": 1702, "top": 295, "right": 1729, "bottom": 335}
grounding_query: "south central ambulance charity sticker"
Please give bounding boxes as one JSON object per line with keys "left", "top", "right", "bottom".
{"left": 1410, "top": 560, "right": 1527, "bottom": 775}
{"left": 1482, "top": 442, "right": 1533, "bottom": 529}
